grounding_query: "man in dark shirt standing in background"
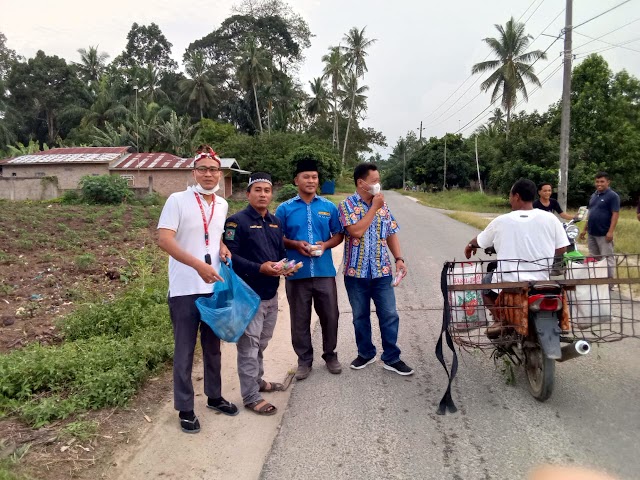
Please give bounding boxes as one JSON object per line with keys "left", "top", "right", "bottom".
{"left": 533, "top": 182, "right": 574, "bottom": 221}
{"left": 579, "top": 172, "right": 620, "bottom": 285}
{"left": 224, "top": 172, "right": 290, "bottom": 416}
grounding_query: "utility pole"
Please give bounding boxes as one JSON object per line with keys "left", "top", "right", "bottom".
{"left": 417, "top": 121, "right": 424, "bottom": 141}
{"left": 443, "top": 136, "right": 447, "bottom": 191}
{"left": 403, "top": 146, "right": 406, "bottom": 190}
{"left": 475, "top": 135, "right": 483, "bottom": 194}
{"left": 558, "top": 0, "right": 573, "bottom": 211}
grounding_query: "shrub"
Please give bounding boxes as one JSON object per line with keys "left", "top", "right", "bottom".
{"left": 79, "top": 175, "right": 133, "bottom": 205}
{"left": 276, "top": 184, "right": 298, "bottom": 202}
{"left": 61, "top": 190, "right": 81, "bottom": 204}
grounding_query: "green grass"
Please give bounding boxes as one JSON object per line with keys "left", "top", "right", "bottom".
{"left": 447, "top": 212, "right": 491, "bottom": 230}
{"left": 398, "top": 189, "right": 510, "bottom": 213}
{"left": 614, "top": 208, "right": 640, "bottom": 255}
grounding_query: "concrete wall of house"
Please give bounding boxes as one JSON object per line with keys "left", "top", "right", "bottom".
{"left": 0, "top": 177, "right": 61, "bottom": 200}
{"left": 111, "top": 170, "right": 232, "bottom": 198}
{"left": 2, "top": 164, "right": 110, "bottom": 190}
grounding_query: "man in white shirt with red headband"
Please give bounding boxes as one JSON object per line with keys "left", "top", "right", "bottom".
{"left": 157, "top": 145, "right": 238, "bottom": 434}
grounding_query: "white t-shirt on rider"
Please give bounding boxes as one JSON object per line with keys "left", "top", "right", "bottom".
{"left": 476, "top": 208, "right": 569, "bottom": 284}
{"left": 157, "top": 186, "right": 228, "bottom": 297}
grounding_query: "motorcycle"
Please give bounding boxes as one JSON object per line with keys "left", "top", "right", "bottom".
{"left": 482, "top": 246, "right": 590, "bottom": 401}
{"left": 561, "top": 205, "right": 587, "bottom": 265}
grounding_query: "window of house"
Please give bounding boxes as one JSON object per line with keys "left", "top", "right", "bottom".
{"left": 11, "top": 173, "right": 17, "bottom": 177}
{"left": 120, "top": 174, "right": 135, "bottom": 186}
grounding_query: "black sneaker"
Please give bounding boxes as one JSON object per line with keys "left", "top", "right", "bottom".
{"left": 179, "top": 411, "right": 201, "bottom": 433}
{"left": 350, "top": 355, "right": 376, "bottom": 370}
{"left": 383, "top": 360, "right": 414, "bottom": 376}
{"left": 207, "top": 397, "right": 239, "bottom": 416}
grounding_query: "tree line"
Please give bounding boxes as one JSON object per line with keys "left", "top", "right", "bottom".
{"left": 0, "top": 0, "right": 386, "bottom": 183}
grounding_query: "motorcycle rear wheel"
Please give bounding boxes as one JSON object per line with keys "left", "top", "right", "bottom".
{"left": 524, "top": 346, "right": 555, "bottom": 401}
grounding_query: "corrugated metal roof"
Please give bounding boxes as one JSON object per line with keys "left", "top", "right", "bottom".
{"left": 3, "top": 147, "right": 132, "bottom": 165}
{"left": 111, "top": 153, "right": 241, "bottom": 170}
{"left": 36, "top": 147, "right": 131, "bottom": 155}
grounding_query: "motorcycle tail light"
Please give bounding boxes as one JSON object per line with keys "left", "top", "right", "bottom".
{"left": 529, "top": 294, "right": 563, "bottom": 312}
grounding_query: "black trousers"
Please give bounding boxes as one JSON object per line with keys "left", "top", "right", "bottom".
{"left": 285, "top": 277, "right": 339, "bottom": 367}
{"left": 168, "top": 293, "right": 222, "bottom": 412}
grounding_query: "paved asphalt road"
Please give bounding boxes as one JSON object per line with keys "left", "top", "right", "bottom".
{"left": 260, "top": 191, "right": 640, "bottom": 480}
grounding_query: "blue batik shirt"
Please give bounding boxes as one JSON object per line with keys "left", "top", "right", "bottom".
{"left": 338, "top": 192, "right": 400, "bottom": 279}
{"left": 275, "top": 195, "right": 343, "bottom": 279}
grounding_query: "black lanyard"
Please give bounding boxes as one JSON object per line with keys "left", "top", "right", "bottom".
{"left": 194, "top": 192, "right": 215, "bottom": 264}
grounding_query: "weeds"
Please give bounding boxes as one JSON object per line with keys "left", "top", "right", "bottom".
{"left": 60, "top": 420, "right": 98, "bottom": 441}
{"left": 0, "top": 275, "right": 172, "bottom": 427}
{"left": 74, "top": 254, "right": 96, "bottom": 272}
{"left": 500, "top": 357, "right": 516, "bottom": 385}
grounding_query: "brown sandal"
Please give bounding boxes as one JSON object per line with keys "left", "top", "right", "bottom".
{"left": 245, "top": 400, "right": 277, "bottom": 416}
{"left": 259, "top": 380, "right": 285, "bottom": 392}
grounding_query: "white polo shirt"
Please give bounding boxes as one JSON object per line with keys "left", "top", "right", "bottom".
{"left": 477, "top": 209, "right": 569, "bottom": 284}
{"left": 158, "top": 186, "right": 229, "bottom": 297}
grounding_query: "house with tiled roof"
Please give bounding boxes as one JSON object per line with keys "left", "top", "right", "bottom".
{"left": 0, "top": 147, "right": 248, "bottom": 200}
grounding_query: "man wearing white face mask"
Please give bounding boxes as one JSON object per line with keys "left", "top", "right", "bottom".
{"left": 157, "top": 145, "right": 238, "bottom": 434}
{"left": 338, "top": 163, "right": 414, "bottom": 376}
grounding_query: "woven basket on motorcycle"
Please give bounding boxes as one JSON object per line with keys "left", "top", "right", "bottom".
{"left": 493, "top": 288, "right": 571, "bottom": 335}
{"left": 493, "top": 288, "right": 528, "bottom": 335}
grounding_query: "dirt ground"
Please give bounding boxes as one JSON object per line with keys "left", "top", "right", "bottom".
{"left": 0, "top": 202, "right": 162, "bottom": 353}
{"left": 0, "top": 201, "right": 164, "bottom": 478}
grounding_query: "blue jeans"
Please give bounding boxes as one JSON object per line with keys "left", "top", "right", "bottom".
{"left": 344, "top": 276, "right": 401, "bottom": 364}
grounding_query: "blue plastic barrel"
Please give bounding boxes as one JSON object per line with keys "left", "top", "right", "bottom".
{"left": 321, "top": 180, "right": 335, "bottom": 194}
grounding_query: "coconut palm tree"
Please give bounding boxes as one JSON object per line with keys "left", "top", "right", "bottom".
{"left": 179, "top": 50, "right": 216, "bottom": 119}
{"left": 236, "top": 37, "right": 272, "bottom": 134}
{"left": 488, "top": 107, "right": 506, "bottom": 130}
{"left": 306, "top": 77, "right": 330, "bottom": 119}
{"left": 75, "top": 46, "right": 110, "bottom": 84}
{"left": 471, "top": 17, "right": 546, "bottom": 135}
{"left": 341, "top": 27, "right": 376, "bottom": 164}
{"left": 321, "top": 46, "right": 345, "bottom": 149}
{"left": 338, "top": 74, "right": 369, "bottom": 120}
{"left": 137, "top": 65, "right": 168, "bottom": 103}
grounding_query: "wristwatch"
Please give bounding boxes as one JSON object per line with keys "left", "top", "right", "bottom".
{"left": 395, "top": 257, "right": 405, "bottom": 263}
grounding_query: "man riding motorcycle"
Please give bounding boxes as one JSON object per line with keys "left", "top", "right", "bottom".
{"left": 464, "top": 179, "right": 569, "bottom": 337}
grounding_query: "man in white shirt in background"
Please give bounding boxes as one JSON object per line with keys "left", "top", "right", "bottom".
{"left": 465, "top": 178, "right": 569, "bottom": 336}
{"left": 157, "top": 145, "right": 238, "bottom": 434}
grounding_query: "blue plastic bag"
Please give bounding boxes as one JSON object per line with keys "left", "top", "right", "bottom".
{"left": 196, "top": 259, "right": 261, "bottom": 343}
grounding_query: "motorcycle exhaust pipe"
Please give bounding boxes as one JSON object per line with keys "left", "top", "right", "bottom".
{"left": 558, "top": 340, "right": 591, "bottom": 362}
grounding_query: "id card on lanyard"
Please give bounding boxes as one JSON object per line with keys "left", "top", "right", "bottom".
{"left": 194, "top": 192, "right": 215, "bottom": 265}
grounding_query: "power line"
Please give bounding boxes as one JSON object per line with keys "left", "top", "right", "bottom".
{"left": 523, "top": 0, "right": 547, "bottom": 25}
{"left": 461, "top": 60, "right": 564, "bottom": 135}
{"left": 518, "top": 0, "right": 541, "bottom": 22}
{"left": 574, "top": 31, "right": 640, "bottom": 54}
{"left": 453, "top": 35, "right": 562, "bottom": 135}
{"left": 573, "top": 17, "right": 640, "bottom": 53}
{"left": 421, "top": 0, "right": 552, "bottom": 124}
{"left": 434, "top": 53, "right": 562, "bottom": 131}
{"left": 575, "top": 36, "right": 640, "bottom": 58}
{"left": 463, "top": 59, "right": 564, "bottom": 134}
{"left": 573, "top": 0, "right": 634, "bottom": 30}
{"left": 529, "top": 7, "right": 566, "bottom": 49}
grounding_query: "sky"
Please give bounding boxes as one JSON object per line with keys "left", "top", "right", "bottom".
{"left": 1, "top": 0, "right": 639, "bottom": 157}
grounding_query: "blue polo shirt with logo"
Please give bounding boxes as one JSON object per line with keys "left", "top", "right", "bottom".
{"left": 587, "top": 188, "right": 620, "bottom": 237}
{"left": 275, "top": 195, "right": 342, "bottom": 279}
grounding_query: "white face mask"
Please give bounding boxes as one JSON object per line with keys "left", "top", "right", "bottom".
{"left": 367, "top": 182, "right": 381, "bottom": 195}
{"left": 194, "top": 183, "right": 220, "bottom": 195}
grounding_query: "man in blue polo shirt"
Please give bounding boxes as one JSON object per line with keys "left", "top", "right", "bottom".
{"left": 275, "top": 158, "right": 344, "bottom": 380}
{"left": 579, "top": 171, "right": 620, "bottom": 285}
